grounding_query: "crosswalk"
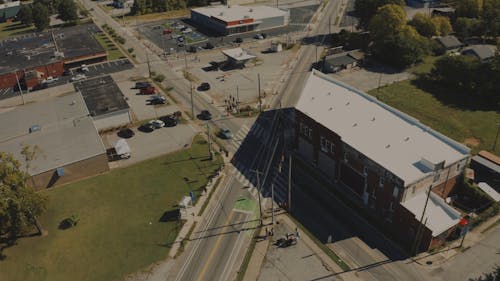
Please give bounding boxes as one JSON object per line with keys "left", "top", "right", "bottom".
{"left": 227, "top": 123, "right": 267, "bottom": 152}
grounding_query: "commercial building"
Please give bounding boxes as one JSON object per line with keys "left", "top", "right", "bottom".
{"left": 222, "top": 47, "right": 256, "bottom": 68}
{"left": 0, "top": 92, "right": 109, "bottom": 190}
{"left": 0, "top": 23, "right": 106, "bottom": 90}
{"left": 294, "top": 70, "right": 470, "bottom": 252}
{"left": 74, "top": 75, "right": 131, "bottom": 132}
{"left": 0, "top": 1, "right": 20, "bottom": 22}
{"left": 191, "top": 5, "right": 290, "bottom": 35}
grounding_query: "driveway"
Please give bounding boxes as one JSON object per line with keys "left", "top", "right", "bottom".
{"left": 331, "top": 67, "right": 414, "bottom": 92}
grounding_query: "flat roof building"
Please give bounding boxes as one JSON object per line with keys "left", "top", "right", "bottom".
{"left": 191, "top": 5, "right": 290, "bottom": 35}
{"left": 74, "top": 75, "right": 131, "bottom": 131}
{"left": 222, "top": 47, "right": 256, "bottom": 68}
{"left": 0, "top": 92, "right": 109, "bottom": 190}
{"left": 294, "top": 70, "right": 469, "bottom": 252}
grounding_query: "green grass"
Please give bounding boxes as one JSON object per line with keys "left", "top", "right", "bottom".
{"left": 0, "top": 22, "right": 35, "bottom": 40}
{"left": 93, "top": 33, "right": 126, "bottom": 61}
{"left": 369, "top": 80, "right": 500, "bottom": 154}
{"left": 408, "top": 55, "right": 442, "bottom": 75}
{"left": 0, "top": 135, "right": 223, "bottom": 281}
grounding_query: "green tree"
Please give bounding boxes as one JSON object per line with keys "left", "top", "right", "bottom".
{"left": 456, "top": 0, "right": 482, "bottom": 18}
{"left": 33, "top": 0, "right": 61, "bottom": 13}
{"left": 409, "top": 13, "right": 437, "bottom": 37}
{"left": 454, "top": 17, "right": 483, "bottom": 37}
{"left": 431, "top": 55, "right": 480, "bottom": 91}
{"left": 369, "top": 4, "right": 407, "bottom": 39}
{"left": 481, "top": 0, "right": 500, "bottom": 37}
{"left": 57, "top": 0, "right": 78, "bottom": 23}
{"left": 431, "top": 16, "right": 453, "bottom": 36}
{"left": 32, "top": 3, "right": 50, "bottom": 31}
{"left": 0, "top": 149, "right": 47, "bottom": 241}
{"left": 17, "top": 4, "right": 33, "bottom": 26}
{"left": 354, "top": 0, "right": 405, "bottom": 27}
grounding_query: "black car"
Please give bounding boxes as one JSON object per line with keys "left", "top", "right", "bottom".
{"left": 187, "top": 46, "right": 197, "bottom": 53}
{"left": 234, "top": 37, "right": 243, "bottom": 44}
{"left": 117, "top": 128, "right": 135, "bottom": 138}
{"left": 160, "top": 115, "right": 179, "bottom": 127}
{"left": 139, "top": 122, "right": 155, "bottom": 132}
{"left": 62, "top": 69, "right": 72, "bottom": 76}
{"left": 199, "top": 110, "right": 212, "bottom": 120}
{"left": 198, "top": 82, "right": 210, "bottom": 91}
{"left": 148, "top": 95, "right": 166, "bottom": 105}
{"left": 204, "top": 42, "right": 214, "bottom": 49}
{"left": 135, "top": 82, "right": 152, "bottom": 89}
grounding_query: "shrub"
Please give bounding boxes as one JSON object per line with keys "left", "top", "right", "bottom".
{"left": 127, "top": 47, "right": 134, "bottom": 53}
{"left": 154, "top": 74, "right": 165, "bottom": 82}
{"left": 59, "top": 215, "right": 80, "bottom": 230}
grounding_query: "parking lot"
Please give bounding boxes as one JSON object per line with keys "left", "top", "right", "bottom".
{"left": 136, "top": 4, "right": 319, "bottom": 55}
{"left": 0, "top": 59, "right": 133, "bottom": 101}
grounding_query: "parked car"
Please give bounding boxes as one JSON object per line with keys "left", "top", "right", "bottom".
{"left": 148, "top": 95, "right": 166, "bottom": 104}
{"left": 204, "top": 42, "right": 214, "bottom": 49}
{"left": 181, "top": 28, "right": 192, "bottom": 34}
{"left": 152, "top": 25, "right": 162, "bottom": 30}
{"left": 149, "top": 119, "right": 165, "bottom": 128}
{"left": 42, "top": 76, "right": 59, "bottom": 84}
{"left": 177, "top": 36, "right": 184, "bottom": 43}
{"left": 199, "top": 110, "right": 212, "bottom": 120}
{"left": 117, "top": 128, "right": 135, "bottom": 138}
{"left": 140, "top": 86, "right": 157, "bottom": 95}
{"left": 80, "top": 64, "right": 89, "bottom": 72}
{"left": 135, "top": 81, "right": 152, "bottom": 89}
{"left": 254, "top": 34, "right": 264, "bottom": 40}
{"left": 71, "top": 74, "right": 86, "bottom": 81}
{"left": 234, "top": 37, "right": 243, "bottom": 44}
{"left": 62, "top": 69, "right": 72, "bottom": 76}
{"left": 163, "top": 29, "right": 172, "bottom": 35}
{"left": 219, "top": 127, "right": 233, "bottom": 139}
{"left": 187, "top": 46, "right": 197, "bottom": 53}
{"left": 139, "top": 122, "right": 155, "bottom": 132}
{"left": 160, "top": 115, "right": 178, "bottom": 127}
{"left": 198, "top": 82, "right": 210, "bottom": 91}
{"left": 174, "top": 24, "right": 185, "bottom": 30}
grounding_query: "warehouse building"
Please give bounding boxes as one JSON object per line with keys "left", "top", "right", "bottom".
{"left": 0, "top": 23, "right": 106, "bottom": 90}
{"left": 190, "top": 5, "right": 290, "bottom": 35}
{"left": 74, "top": 75, "right": 131, "bottom": 132}
{"left": 294, "top": 70, "right": 470, "bottom": 252}
{"left": 0, "top": 1, "right": 20, "bottom": 22}
{"left": 0, "top": 92, "right": 109, "bottom": 190}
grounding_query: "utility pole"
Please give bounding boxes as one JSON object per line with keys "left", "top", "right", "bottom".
{"left": 258, "top": 73, "right": 262, "bottom": 113}
{"left": 329, "top": 16, "right": 331, "bottom": 35}
{"left": 271, "top": 183, "right": 275, "bottom": 226}
{"left": 146, "top": 52, "right": 152, "bottom": 78}
{"left": 288, "top": 154, "right": 292, "bottom": 213}
{"left": 207, "top": 123, "right": 213, "bottom": 160}
{"left": 190, "top": 82, "right": 194, "bottom": 118}
{"left": 492, "top": 123, "right": 500, "bottom": 152}
{"left": 14, "top": 71, "right": 25, "bottom": 105}
{"left": 412, "top": 185, "right": 432, "bottom": 255}
{"left": 236, "top": 85, "right": 240, "bottom": 114}
{"left": 184, "top": 50, "right": 188, "bottom": 72}
{"left": 253, "top": 169, "right": 264, "bottom": 226}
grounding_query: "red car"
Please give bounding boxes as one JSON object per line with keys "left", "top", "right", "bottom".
{"left": 163, "top": 29, "right": 172, "bottom": 35}
{"left": 140, "top": 86, "right": 157, "bottom": 95}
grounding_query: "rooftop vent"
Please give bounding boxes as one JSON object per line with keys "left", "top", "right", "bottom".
{"left": 353, "top": 123, "right": 357, "bottom": 127}
{"left": 249, "top": 8, "right": 253, "bottom": 12}
{"left": 70, "top": 100, "right": 76, "bottom": 105}
{"left": 346, "top": 101, "right": 350, "bottom": 105}
{"left": 385, "top": 144, "right": 391, "bottom": 148}
{"left": 371, "top": 117, "right": 375, "bottom": 121}
{"left": 329, "top": 107, "right": 333, "bottom": 111}
{"left": 311, "top": 97, "right": 315, "bottom": 100}
{"left": 29, "top": 125, "right": 41, "bottom": 133}
{"left": 404, "top": 137, "right": 410, "bottom": 141}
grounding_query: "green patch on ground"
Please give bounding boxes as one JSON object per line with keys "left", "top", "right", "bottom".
{"left": 234, "top": 196, "right": 257, "bottom": 213}
{"left": 408, "top": 55, "right": 442, "bottom": 75}
{"left": 0, "top": 21, "right": 35, "bottom": 40}
{"left": 93, "top": 33, "right": 126, "bottom": 61}
{"left": 369, "top": 80, "right": 500, "bottom": 154}
{"left": 0, "top": 135, "right": 223, "bottom": 281}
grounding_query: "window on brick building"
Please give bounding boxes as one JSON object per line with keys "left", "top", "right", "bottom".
{"left": 330, "top": 143, "right": 335, "bottom": 154}
{"left": 320, "top": 136, "right": 329, "bottom": 153}
{"left": 379, "top": 176, "right": 384, "bottom": 187}
{"left": 343, "top": 151, "right": 348, "bottom": 162}
{"left": 393, "top": 186, "right": 399, "bottom": 198}
{"left": 363, "top": 166, "right": 367, "bottom": 176}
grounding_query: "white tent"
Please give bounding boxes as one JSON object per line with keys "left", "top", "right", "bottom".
{"left": 114, "top": 139, "right": 131, "bottom": 158}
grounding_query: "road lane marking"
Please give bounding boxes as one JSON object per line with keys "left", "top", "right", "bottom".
{"left": 196, "top": 210, "right": 235, "bottom": 281}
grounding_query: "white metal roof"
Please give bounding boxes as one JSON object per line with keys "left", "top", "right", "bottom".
{"left": 192, "top": 5, "right": 288, "bottom": 23}
{"left": 401, "top": 191, "right": 461, "bottom": 236}
{"left": 295, "top": 70, "right": 470, "bottom": 185}
{"left": 477, "top": 182, "right": 500, "bottom": 202}
{"left": 222, "top": 47, "right": 256, "bottom": 61}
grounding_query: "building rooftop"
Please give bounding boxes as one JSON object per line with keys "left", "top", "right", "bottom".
{"left": 222, "top": 47, "right": 256, "bottom": 61}
{"left": 74, "top": 75, "right": 129, "bottom": 117}
{"left": 192, "top": 5, "right": 288, "bottom": 23}
{"left": 401, "top": 191, "right": 461, "bottom": 236}
{"left": 0, "top": 1, "right": 20, "bottom": 19}
{"left": 435, "top": 35, "right": 462, "bottom": 49}
{"left": 296, "top": 70, "right": 470, "bottom": 185}
{"left": 0, "top": 23, "right": 104, "bottom": 75}
{"left": 325, "top": 53, "right": 358, "bottom": 67}
{"left": 462, "top": 45, "right": 497, "bottom": 61}
{"left": 0, "top": 92, "right": 105, "bottom": 176}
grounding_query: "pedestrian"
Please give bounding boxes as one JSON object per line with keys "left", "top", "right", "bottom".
{"left": 265, "top": 227, "right": 268, "bottom": 239}
{"left": 295, "top": 227, "right": 300, "bottom": 240}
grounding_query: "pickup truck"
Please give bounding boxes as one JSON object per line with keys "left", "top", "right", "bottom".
{"left": 42, "top": 76, "right": 59, "bottom": 84}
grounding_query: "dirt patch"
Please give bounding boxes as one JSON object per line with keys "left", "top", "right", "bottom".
{"left": 464, "top": 137, "right": 480, "bottom": 147}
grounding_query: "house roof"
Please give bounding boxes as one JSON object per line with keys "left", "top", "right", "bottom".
{"left": 0, "top": 92, "right": 106, "bottom": 176}
{"left": 461, "top": 45, "right": 497, "bottom": 61}
{"left": 0, "top": 1, "right": 20, "bottom": 19}
{"left": 477, "top": 182, "right": 500, "bottom": 202}
{"left": 191, "top": 5, "right": 288, "bottom": 23}
{"left": 401, "top": 191, "right": 462, "bottom": 236}
{"left": 295, "top": 70, "right": 470, "bottom": 185}
{"left": 325, "top": 53, "right": 357, "bottom": 67}
{"left": 435, "top": 35, "right": 462, "bottom": 49}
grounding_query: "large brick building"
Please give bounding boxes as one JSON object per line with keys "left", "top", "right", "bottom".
{"left": 0, "top": 23, "right": 106, "bottom": 91}
{"left": 295, "top": 70, "right": 470, "bottom": 252}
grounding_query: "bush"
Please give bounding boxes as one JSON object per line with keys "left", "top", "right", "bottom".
{"left": 127, "top": 47, "right": 134, "bottom": 53}
{"left": 59, "top": 215, "right": 80, "bottom": 230}
{"left": 154, "top": 74, "right": 165, "bottom": 82}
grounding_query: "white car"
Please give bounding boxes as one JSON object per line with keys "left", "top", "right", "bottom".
{"left": 71, "top": 74, "right": 86, "bottom": 81}
{"left": 149, "top": 119, "right": 165, "bottom": 128}
{"left": 42, "top": 76, "right": 59, "bottom": 84}
{"left": 181, "top": 28, "right": 192, "bottom": 34}
{"left": 80, "top": 64, "right": 90, "bottom": 72}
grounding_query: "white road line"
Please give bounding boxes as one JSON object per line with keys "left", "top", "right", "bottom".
{"left": 220, "top": 214, "right": 250, "bottom": 281}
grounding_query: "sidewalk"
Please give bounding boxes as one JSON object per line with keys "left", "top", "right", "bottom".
{"left": 412, "top": 213, "right": 500, "bottom": 268}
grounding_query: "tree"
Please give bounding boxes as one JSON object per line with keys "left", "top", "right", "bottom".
{"left": 409, "top": 13, "right": 437, "bottom": 37}
{"left": 481, "top": 0, "right": 500, "bottom": 37}
{"left": 431, "top": 55, "right": 480, "bottom": 91}
{"left": 354, "top": 0, "right": 405, "bottom": 28}
{"left": 57, "top": 0, "right": 78, "bottom": 23}
{"left": 32, "top": 3, "right": 50, "bottom": 31}
{"left": 456, "top": 0, "right": 481, "bottom": 18}
{"left": 432, "top": 16, "right": 453, "bottom": 36}
{"left": 17, "top": 4, "right": 33, "bottom": 26}
{"left": 369, "top": 4, "right": 407, "bottom": 39}
{"left": 454, "top": 17, "right": 483, "bottom": 37}
{"left": 0, "top": 150, "right": 47, "bottom": 241}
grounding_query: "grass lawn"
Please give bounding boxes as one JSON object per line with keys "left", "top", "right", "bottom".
{"left": 93, "top": 33, "right": 126, "bottom": 61}
{"left": 0, "top": 135, "right": 223, "bottom": 281}
{"left": 0, "top": 22, "right": 35, "bottom": 40}
{"left": 369, "top": 80, "right": 500, "bottom": 154}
